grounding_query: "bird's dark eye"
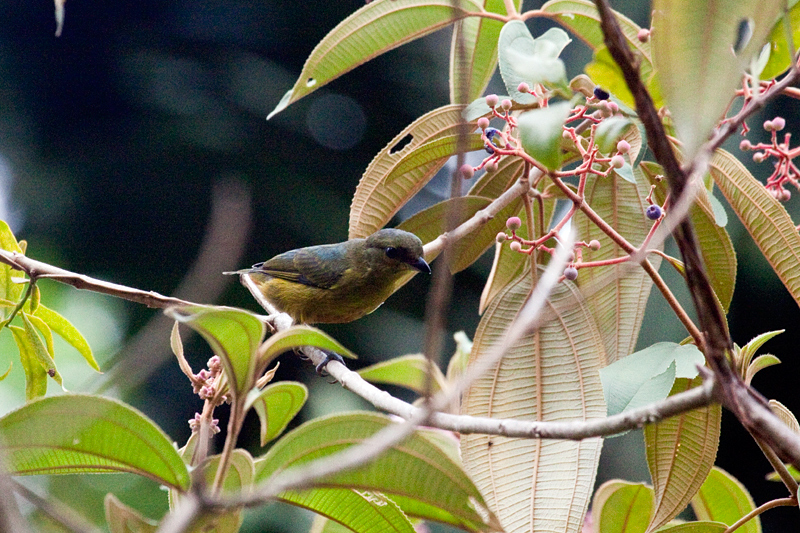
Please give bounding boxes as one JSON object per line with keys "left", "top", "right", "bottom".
{"left": 385, "top": 247, "right": 401, "bottom": 260}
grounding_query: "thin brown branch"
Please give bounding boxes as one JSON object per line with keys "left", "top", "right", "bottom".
{"left": 593, "top": 0, "right": 800, "bottom": 468}
{"left": 722, "top": 496, "right": 797, "bottom": 533}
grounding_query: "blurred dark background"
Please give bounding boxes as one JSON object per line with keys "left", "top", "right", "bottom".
{"left": 1, "top": 0, "right": 799, "bottom": 530}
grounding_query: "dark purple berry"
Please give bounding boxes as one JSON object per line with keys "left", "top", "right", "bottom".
{"left": 593, "top": 87, "right": 610, "bottom": 100}
{"left": 563, "top": 267, "right": 578, "bottom": 281}
{"left": 485, "top": 144, "right": 495, "bottom": 155}
{"left": 645, "top": 205, "right": 662, "bottom": 220}
{"left": 484, "top": 127, "right": 500, "bottom": 140}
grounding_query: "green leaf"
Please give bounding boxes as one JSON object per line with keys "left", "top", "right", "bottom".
{"left": 738, "top": 329, "right": 783, "bottom": 371}
{"left": 759, "top": 0, "right": 800, "bottom": 80}
{"left": 585, "top": 46, "right": 662, "bottom": 111}
{"left": 642, "top": 161, "right": 737, "bottom": 311}
{"left": 769, "top": 399, "right": 800, "bottom": 435}
{"left": 691, "top": 466, "right": 760, "bottom": 533}
{"left": 708, "top": 194, "right": 729, "bottom": 227}
{"left": 0, "top": 394, "right": 190, "bottom": 490}
{"left": 745, "top": 354, "right": 781, "bottom": 384}
{"left": 245, "top": 381, "right": 308, "bottom": 446}
{"left": 654, "top": 523, "right": 728, "bottom": 533}
{"left": 167, "top": 305, "right": 265, "bottom": 399}
{"left": 498, "top": 22, "right": 571, "bottom": 102}
{"left": 766, "top": 463, "right": 800, "bottom": 482}
{"left": 595, "top": 116, "right": 634, "bottom": 155}
{"left": 357, "top": 354, "right": 446, "bottom": 396}
{"left": 573, "top": 161, "right": 660, "bottom": 364}
{"left": 600, "top": 343, "right": 705, "bottom": 418}
{"left": 651, "top": 0, "right": 784, "bottom": 157}
{"left": 446, "top": 331, "right": 472, "bottom": 382}
{"left": 592, "top": 480, "right": 654, "bottom": 533}
{"left": 710, "top": 148, "right": 800, "bottom": 309}
{"left": 21, "top": 312, "right": 62, "bottom": 387}
{"left": 255, "top": 412, "right": 500, "bottom": 532}
{"left": 9, "top": 325, "right": 48, "bottom": 400}
{"left": 105, "top": 494, "right": 158, "bottom": 533}
{"left": 282, "top": 488, "right": 416, "bottom": 533}
{"left": 461, "top": 268, "right": 606, "bottom": 533}
{"left": 34, "top": 304, "right": 99, "bottom": 371}
{"left": 450, "top": 0, "right": 522, "bottom": 104}
{"left": 0, "top": 220, "right": 24, "bottom": 309}
{"left": 257, "top": 325, "right": 356, "bottom": 373}
{"left": 518, "top": 101, "right": 572, "bottom": 170}
{"left": 268, "top": 0, "right": 484, "bottom": 118}
{"left": 349, "top": 105, "right": 481, "bottom": 239}
{"left": 462, "top": 94, "right": 513, "bottom": 121}
{"left": 645, "top": 377, "right": 721, "bottom": 533}
{"left": 467, "top": 156, "right": 526, "bottom": 198}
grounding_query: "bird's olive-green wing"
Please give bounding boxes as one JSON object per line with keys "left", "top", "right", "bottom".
{"left": 258, "top": 244, "right": 350, "bottom": 289}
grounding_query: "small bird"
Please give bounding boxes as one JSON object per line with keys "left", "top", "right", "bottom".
{"left": 229, "top": 228, "right": 430, "bottom": 323}
{"left": 227, "top": 228, "right": 430, "bottom": 372}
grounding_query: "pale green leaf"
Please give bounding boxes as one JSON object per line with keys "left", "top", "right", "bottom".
{"left": 654, "top": 523, "right": 727, "bottom": 533}
{"left": 769, "top": 399, "right": 800, "bottom": 435}
{"left": 268, "top": 0, "right": 484, "bottom": 118}
{"left": 518, "top": 101, "right": 571, "bottom": 170}
{"left": 595, "top": 116, "right": 633, "bottom": 155}
{"left": 0, "top": 220, "right": 24, "bottom": 309}
{"left": 446, "top": 331, "right": 472, "bottom": 381}
{"left": 498, "top": 23, "right": 571, "bottom": 99}
{"left": 467, "top": 156, "right": 526, "bottom": 198}
{"left": 652, "top": 0, "right": 784, "bottom": 157}
{"left": 745, "top": 354, "right": 781, "bottom": 384}
{"left": 349, "top": 105, "right": 481, "bottom": 238}
{"left": 710, "top": 148, "right": 800, "bottom": 309}
{"left": 573, "top": 162, "right": 659, "bottom": 364}
{"left": 357, "top": 354, "right": 446, "bottom": 396}
{"left": 708, "top": 194, "right": 729, "bottom": 227}
{"left": 0, "top": 394, "right": 190, "bottom": 490}
{"left": 462, "top": 94, "right": 513, "bottom": 121}
{"left": 9, "top": 325, "right": 48, "bottom": 400}
{"left": 0, "top": 361, "right": 11, "bottom": 382}
{"left": 246, "top": 381, "right": 308, "bottom": 446}
{"left": 105, "top": 494, "right": 158, "bottom": 533}
{"left": 592, "top": 480, "right": 654, "bottom": 533}
{"left": 167, "top": 305, "right": 265, "bottom": 399}
{"left": 765, "top": 463, "right": 800, "bottom": 482}
{"left": 690, "top": 466, "right": 760, "bottom": 533}
{"left": 22, "top": 312, "right": 58, "bottom": 383}
{"left": 34, "top": 304, "right": 99, "bottom": 371}
{"left": 585, "top": 46, "right": 663, "bottom": 110}
{"left": 642, "top": 161, "right": 737, "bottom": 311}
{"left": 255, "top": 412, "right": 500, "bottom": 532}
{"left": 461, "top": 268, "right": 606, "bottom": 533}
{"left": 645, "top": 377, "right": 721, "bottom": 533}
{"left": 450, "top": 0, "right": 522, "bottom": 104}
{"left": 256, "top": 325, "right": 356, "bottom": 375}
{"left": 738, "top": 329, "right": 783, "bottom": 371}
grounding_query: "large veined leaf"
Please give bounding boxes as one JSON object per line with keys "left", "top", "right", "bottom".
{"left": 0, "top": 395, "right": 190, "bottom": 490}
{"left": 281, "top": 488, "right": 416, "bottom": 533}
{"left": 709, "top": 148, "right": 800, "bottom": 309}
{"left": 349, "top": 105, "right": 481, "bottom": 238}
{"left": 641, "top": 162, "right": 737, "bottom": 311}
{"left": 651, "top": 0, "right": 784, "bottom": 157}
{"left": 572, "top": 160, "right": 659, "bottom": 364}
{"left": 450, "top": 0, "right": 522, "bottom": 104}
{"left": 591, "top": 480, "right": 654, "bottom": 533}
{"left": 461, "top": 269, "right": 607, "bottom": 533}
{"left": 269, "top": 0, "right": 484, "bottom": 118}
{"left": 691, "top": 467, "right": 760, "bottom": 533}
{"left": 644, "top": 377, "right": 721, "bottom": 533}
{"left": 167, "top": 305, "right": 265, "bottom": 399}
{"left": 255, "top": 412, "right": 500, "bottom": 532}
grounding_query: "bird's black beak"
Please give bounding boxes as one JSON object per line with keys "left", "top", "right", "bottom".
{"left": 409, "top": 257, "right": 431, "bottom": 274}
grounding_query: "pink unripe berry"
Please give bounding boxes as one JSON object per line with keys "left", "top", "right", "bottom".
{"left": 563, "top": 266, "right": 579, "bottom": 281}
{"left": 637, "top": 28, "right": 650, "bottom": 42}
{"left": 485, "top": 94, "right": 499, "bottom": 107}
{"left": 781, "top": 189, "right": 792, "bottom": 202}
{"left": 589, "top": 239, "right": 601, "bottom": 251}
{"left": 610, "top": 155, "right": 625, "bottom": 168}
{"left": 506, "top": 216, "right": 522, "bottom": 230}
{"left": 496, "top": 232, "right": 508, "bottom": 243}
{"left": 617, "top": 140, "right": 631, "bottom": 154}
{"left": 739, "top": 139, "right": 752, "bottom": 151}
{"left": 485, "top": 161, "right": 498, "bottom": 173}
{"left": 518, "top": 82, "right": 530, "bottom": 93}
{"left": 608, "top": 101, "right": 619, "bottom": 113}
{"left": 753, "top": 152, "right": 766, "bottom": 163}
{"left": 509, "top": 241, "right": 522, "bottom": 252}
{"left": 773, "top": 117, "right": 786, "bottom": 131}
{"left": 459, "top": 164, "right": 475, "bottom": 179}
{"left": 764, "top": 120, "right": 775, "bottom": 132}
{"left": 477, "top": 117, "right": 490, "bottom": 129}
{"left": 501, "top": 99, "right": 512, "bottom": 111}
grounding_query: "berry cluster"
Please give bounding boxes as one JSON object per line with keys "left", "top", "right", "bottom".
{"left": 739, "top": 116, "right": 796, "bottom": 202}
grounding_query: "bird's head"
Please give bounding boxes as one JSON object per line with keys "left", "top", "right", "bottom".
{"left": 365, "top": 229, "right": 431, "bottom": 274}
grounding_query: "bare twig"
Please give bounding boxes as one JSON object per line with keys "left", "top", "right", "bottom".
{"left": 11, "top": 479, "right": 100, "bottom": 533}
